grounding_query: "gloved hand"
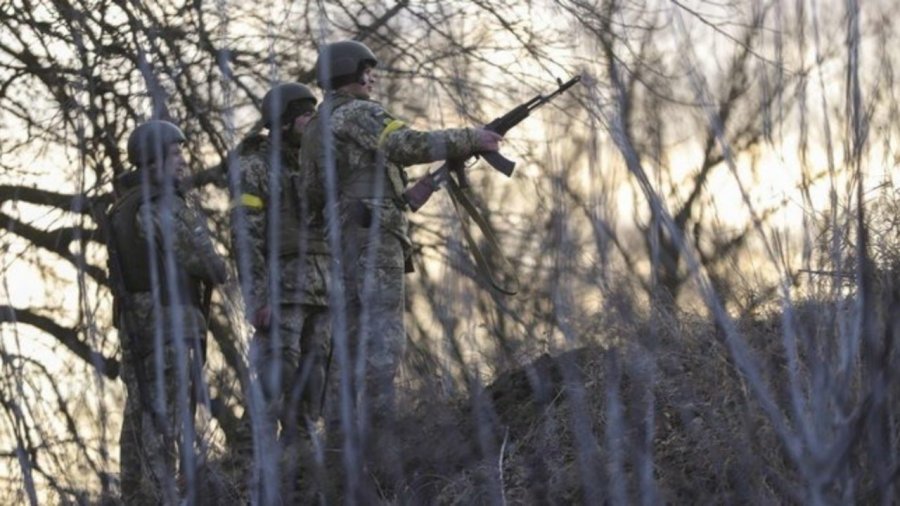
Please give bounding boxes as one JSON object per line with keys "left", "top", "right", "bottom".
{"left": 473, "top": 128, "right": 502, "bottom": 152}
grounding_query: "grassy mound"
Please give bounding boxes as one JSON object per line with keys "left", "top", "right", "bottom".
{"left": 397, "top": 308, "right": 894, "bottom": 504}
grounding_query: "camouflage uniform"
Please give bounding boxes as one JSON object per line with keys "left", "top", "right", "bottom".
{"left": 111, "top": 173, "right": 226, "bottom": 506}
{"left": 230, "top": 132, "right": 330, "bottom": 502}
{"left": 300, "top": 91, "right": 483, "bottom": 481}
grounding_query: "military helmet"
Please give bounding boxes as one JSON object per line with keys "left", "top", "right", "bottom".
{"left": 126, "top": 120, "right": 186, "bottom": 167}
{"left": 261, "top": 82, "right": 318, "bottom": 128}
{"left": 315, "top": 40, "right": 378, "bottom": 89}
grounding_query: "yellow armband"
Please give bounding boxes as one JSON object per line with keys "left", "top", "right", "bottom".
{"left": 231, "top": 193, "right": 264, "bottom": 210}
{"left": 378, "top": 119, "right": 406, "bottom": 147}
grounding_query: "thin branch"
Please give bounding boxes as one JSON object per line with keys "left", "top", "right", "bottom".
{"left": 0, "top": 306, "right": 118, "bottom": 380}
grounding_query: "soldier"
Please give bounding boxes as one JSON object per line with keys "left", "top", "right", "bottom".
{"left": 109, "top": 120, "right": 227, "bottom": 505}
{"left": 300, "top": 40, "right": 502, "bottom": 499}
{"left": 229, "top": 82, "right": 329, "bottom": 503}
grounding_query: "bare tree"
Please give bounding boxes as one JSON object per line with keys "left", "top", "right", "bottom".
{"left": 3, "top": 0, "right": 900, "bottom": 503}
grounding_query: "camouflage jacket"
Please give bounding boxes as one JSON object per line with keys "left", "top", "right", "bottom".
{"left": 299, "top": 91, "right": 483, "bottom": 245}
{"left": 110, "top": 176, "right": 226, "bottom": 350}
{"left": 232, "top": 134, "right": 329, "bottom": 311}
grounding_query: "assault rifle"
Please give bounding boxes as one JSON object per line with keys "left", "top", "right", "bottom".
{"left": 404, "top": 75, "right": 581, "bottom": 211}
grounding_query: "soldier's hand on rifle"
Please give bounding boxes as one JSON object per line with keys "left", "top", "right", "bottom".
{"left": 473, "top": 128, "right": 502, "bottom": 152}
{"left": 404, "top": 76, "right": 580, "bottom": 213}
{"left": 252, "top": 305, "right": 272, "bottom": 330}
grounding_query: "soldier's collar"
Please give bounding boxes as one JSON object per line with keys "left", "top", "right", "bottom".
{"left": 326, "top": 90, "right": 375, "bottom": 103}
{"left": 115, "top": 170, "right": 145, "bottom": 190}
{"left": 237, "top": 133, "right": 268, "bottom": 155}
{"left": 114, "top": 169, "right": 184, "bottom": 195}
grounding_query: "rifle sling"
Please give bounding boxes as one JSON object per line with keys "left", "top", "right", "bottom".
{"left": 445, "top": 177, "right": 520, "bottom": 295}
{"left": 188, "top": 282, "right": 213, "bottom": 418}
{"left": 189, "top": 338, "right": 209, "bottom": 419}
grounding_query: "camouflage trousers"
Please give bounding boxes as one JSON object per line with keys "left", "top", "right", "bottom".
{"left": 119, "top": 304, "right": 207, "bottom": 506}
{"left": 237, "top": 302, "right": 330, "bottom": 504}
{"left": 329, "top": 198, "right": 408, "bottom": 498}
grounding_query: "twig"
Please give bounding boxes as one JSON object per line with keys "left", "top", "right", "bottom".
{"left": 498, "top": 426, "right": 509, "bottom": 506}
{"left": 797, "top": 269, "right": 856, "bottom": 279}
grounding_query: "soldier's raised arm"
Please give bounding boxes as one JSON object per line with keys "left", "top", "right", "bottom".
{"left": 331, "top": 100, "right": 500, "bottom": 166}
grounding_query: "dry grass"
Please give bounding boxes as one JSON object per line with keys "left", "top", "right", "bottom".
{"left": 391, "top": 303, "right": 898, "bottom": 504}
